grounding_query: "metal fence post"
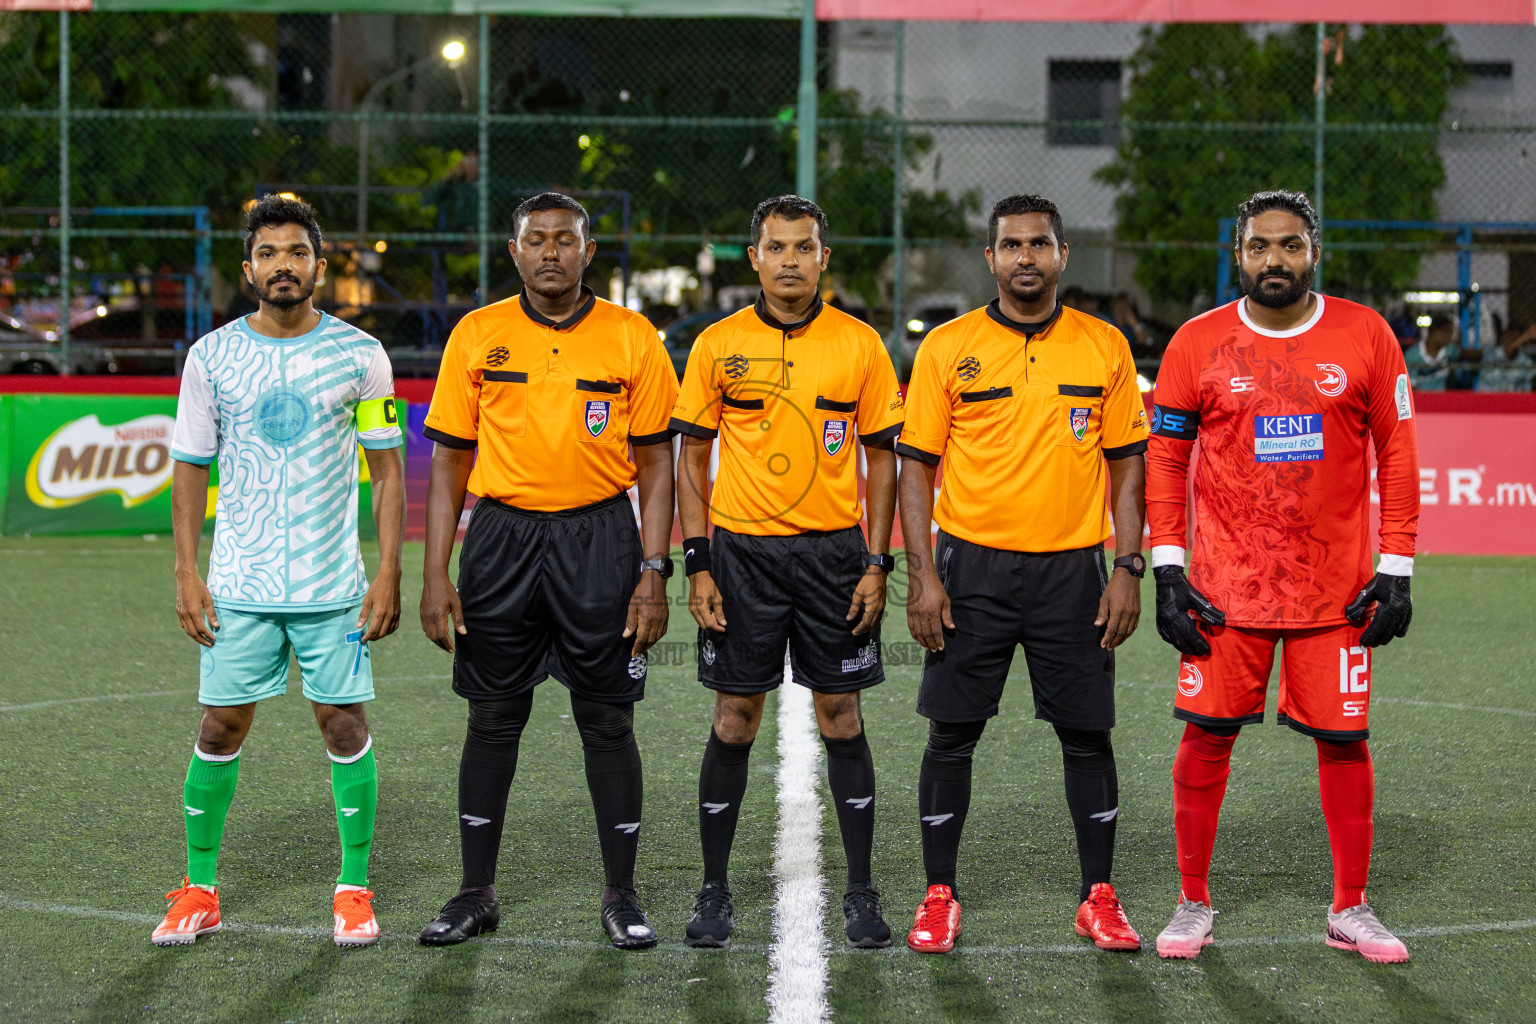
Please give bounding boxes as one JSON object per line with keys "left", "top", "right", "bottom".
{"left": 1313, "top": 21, "right": 1326, "bottom": 289}
{"left": 58, "top": 10, "right": 71, "bottom": 375}
{"left": 795, "top": 0, "right": 817, "bottom": 202}
{"left": 889, "top": 21, "right": 904, "bottom": 359}
{"left": 477, "top": 13, "right": 490, "bottom": 307}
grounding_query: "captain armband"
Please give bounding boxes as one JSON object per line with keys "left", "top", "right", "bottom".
{"left": 1150, "top": 404, "right": 1199, "bottom": 441}
{"left": 356, "top": 397, "right": 399, "bottom": 432}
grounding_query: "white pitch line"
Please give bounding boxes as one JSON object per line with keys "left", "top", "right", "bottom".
{"left": 766, "top": 671, "right": 831, "bottom": 1024}
{"left": 0, "top": 690, "right": 182, "bottom": 713}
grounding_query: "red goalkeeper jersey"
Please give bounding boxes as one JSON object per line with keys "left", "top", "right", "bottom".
{"left": 1147, "top": 295, "right": 1420, "bottom": 628}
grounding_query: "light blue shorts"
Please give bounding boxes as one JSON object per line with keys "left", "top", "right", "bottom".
{"left": 198, "top": 604, "right": 375, "bottom": 707}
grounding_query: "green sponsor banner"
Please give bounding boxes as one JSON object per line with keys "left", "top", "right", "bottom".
{"left": 0, "top": 393, "right": 402, "bottom": 538}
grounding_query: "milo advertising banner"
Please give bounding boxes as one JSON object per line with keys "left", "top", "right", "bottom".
{"left": 0, "top": 393, "right": 400, "bottom": 537}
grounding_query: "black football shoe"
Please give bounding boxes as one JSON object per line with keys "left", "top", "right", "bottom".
{"left": 683, "top": 882, "right": 735, "bottom": 948}
{"left": 843, "top": 886, "right": 893, "bottom": 948}
{"left": 601, "top": 887, "right": 658, "bottom": 950}
{"left": 419, "top": 891, "right": 500, "bottom": 946}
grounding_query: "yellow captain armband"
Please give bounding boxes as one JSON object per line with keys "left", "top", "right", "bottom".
{"left": 357, "top": 397, "right": 399, "bottom": 432}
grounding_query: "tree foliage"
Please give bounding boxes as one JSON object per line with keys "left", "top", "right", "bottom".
{"left": 1098, "top": 24, "right": 1464, "bottom": 303}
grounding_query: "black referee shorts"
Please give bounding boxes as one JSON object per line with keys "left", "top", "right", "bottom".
{"left": 699, "top": 525, "right": 884, "bottom": 696}
{"left": 916, "top": 531, "right": 1115, "bottom": 729}
{"left": 453, "top": 493, "right": 646, "bottom": 704}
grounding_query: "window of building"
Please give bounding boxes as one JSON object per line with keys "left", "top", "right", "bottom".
{"left": 1458, "top": 61, "right": 1515, "bottom": 100}
{"left": 1048, "top": 60, "right": 1122, "bottom": 147}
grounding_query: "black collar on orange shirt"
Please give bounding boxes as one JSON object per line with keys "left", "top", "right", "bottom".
{"left": 519, "top": 284, "right": 597, "bottom": 330}
{"left": 986, "top": 298, "right": 1062, "bottom": 340}
{"left": 753, "top": 289, "right": 824, "bottom": 334}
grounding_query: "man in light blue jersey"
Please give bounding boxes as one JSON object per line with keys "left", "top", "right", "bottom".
{"left": 153, "top": 195, "right": 405, "bottom": 948}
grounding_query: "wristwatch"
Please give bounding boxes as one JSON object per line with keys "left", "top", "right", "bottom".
{"left": 867, "top": 553, "right": 896, "bottom": 574}
{"left": 1112, "top": 553, "right": 1146, "bottom": 578}
{"left": 640, "top": 557, "right": 674, "bottom": 579}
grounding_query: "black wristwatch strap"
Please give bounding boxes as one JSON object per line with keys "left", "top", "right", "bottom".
{"left": 1112, "top": 553, "right": 1146, "bottom": 578}
{"left": 641, "top": 557, "right": 674, "bottom": 579}
{"left": 867, "top": 553, "right": 895, "bottom": 574}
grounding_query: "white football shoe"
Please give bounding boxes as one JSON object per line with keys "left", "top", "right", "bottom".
{"left": 1326, "top": 903, "right": 1409, "bottom": 963}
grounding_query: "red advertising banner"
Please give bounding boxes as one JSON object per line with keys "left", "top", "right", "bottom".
{"left": 817, "top": 0, "right": 1536, "bottom": 24}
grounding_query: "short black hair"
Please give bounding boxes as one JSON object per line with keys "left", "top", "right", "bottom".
{"left": 750, "top": 195, "right": 829, "bottom": 248}
{"left": 1235, "top": 189, "right": 1320, "bottom": 249}
{"left": 244, "top": 194, "right": 322, "bottom": 263}
{"left": 988, "top": 194, "right": 1065, "bottom": 249}
{"left": 513, "top": 191, "right": 590, "bottom": 239}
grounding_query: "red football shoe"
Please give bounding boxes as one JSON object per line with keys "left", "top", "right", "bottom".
{"left": 1074, "top": 883, "right": 1141, "bottom": 951}
{"left": 907, "top": 884, "right": 961, "bottom": 954}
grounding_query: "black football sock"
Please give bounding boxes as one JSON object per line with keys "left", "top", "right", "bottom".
{"left": 572, "top": 696, "right": 643, "bottom": 894}
{"left": 698, "top": 728, "right": 754, "bottom": 887}
{"left": 458, "top": 694, "right": 533, "bottom": 892}
{"left": 822, "top": 731, "right": 876, "bottom": 889}
{"left": 918, "top": 719, "right": 986, "bottom": 895}
{"left": 1055, "top": 725, "right": 1119, "bottom": 903}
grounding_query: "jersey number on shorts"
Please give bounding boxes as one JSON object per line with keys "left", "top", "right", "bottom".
{"left": 1337, "top": 646, "right": 1368, "bottom": 693}
{"left": 347, "top": 628, "right": 366, "bottom": 677}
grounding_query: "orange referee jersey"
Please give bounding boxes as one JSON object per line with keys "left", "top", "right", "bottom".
{"left": 670, "top": 293, "right": 904, "bottom": 537}
{"left": 424, "top": 286, "right": 679, "bottom": 511}
{"left": 897, "top": 300, "right": 1148, "bottom": 552}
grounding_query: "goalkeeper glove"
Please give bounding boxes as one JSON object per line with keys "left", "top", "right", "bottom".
{"left": 1154, "top": 566, "right": 1225, "bottom": 657}
{"left": 1344, "top": 573, "right": 1412, "bottom": 648}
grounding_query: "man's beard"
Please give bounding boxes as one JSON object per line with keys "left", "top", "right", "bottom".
{"left": 260, "top": 274, "right": 314, "bottom": 309}
{"left": 1242, "top": 264, "right": 1314, "bottom": 309}
{"left": 998, "top": 264, "right": 1060, "bottom": 306}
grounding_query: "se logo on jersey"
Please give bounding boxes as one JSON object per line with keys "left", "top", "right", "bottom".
{"left": 585, "top": 400, "right": 610, "bottom": 438}
{"left": 823, "top": 418, "right": 848, "bottom": 456}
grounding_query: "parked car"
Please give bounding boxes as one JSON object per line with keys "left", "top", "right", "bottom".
{"left": 658, "top": 309, "right": 730, "bottom": 380}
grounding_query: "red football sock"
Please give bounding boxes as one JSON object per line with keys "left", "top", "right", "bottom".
{"left": 1317, "top": 738, "right": 1374, "bottom": 912}
{"left": 1171, "top": 723, "right": 1238, "bottom": 906}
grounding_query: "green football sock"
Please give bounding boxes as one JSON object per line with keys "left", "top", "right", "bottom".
{"left": 330, "top": 740, "right": 378, "bottom": 887}
{"left": 183, "top": 747, "right": 240, "bottom": 888}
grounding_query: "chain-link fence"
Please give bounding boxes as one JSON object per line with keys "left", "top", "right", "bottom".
{"left": 2, "top": 12, "right": 1533, "bottom": 389}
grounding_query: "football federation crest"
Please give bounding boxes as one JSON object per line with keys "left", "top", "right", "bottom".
{"left": 485, "top": 346, "right": 510, "bottom": 368}
{"left": 724, "top": 354, "right": 749, "bottom": 379}
{"left": 701, "top": 639, "right": 717, "bottom": 666}
{"left": 585, "top": 400, "right": 611, "bottom": 437}
{"left": 957, "top": 356, "right": 981, "bottom": 382}
{"left": 1069, "top": 406, "right": 1090, "bottom": 441}
{"left": 627, "top": 656, "right": 648, "bottom": 680}
{"left": 823, "top": 418, "right": 848, "bottom": 456}
{"left": 1314, "top": 363, "right": 1347, "bottom": 397}
{"left": 1177, "top": 662, "right": 1204, "bottom": 698}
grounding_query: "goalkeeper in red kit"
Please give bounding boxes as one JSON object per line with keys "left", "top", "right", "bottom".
{"left": 1146, "top": 191, "right": 1419, "bottom": 964}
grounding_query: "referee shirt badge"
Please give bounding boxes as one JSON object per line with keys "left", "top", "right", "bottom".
{"left": 1070, "top": 406, "right": 1090, "bottom": 441}
{"left": 823, "top": 418, "right": 848, "bottom": 456}
{"left": 585, "top": 400, "right": 611, "bottom": 437}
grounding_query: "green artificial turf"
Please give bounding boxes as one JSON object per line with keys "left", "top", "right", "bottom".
{"left": 0, "top": 538, "right": 1532, "bottom": 1023}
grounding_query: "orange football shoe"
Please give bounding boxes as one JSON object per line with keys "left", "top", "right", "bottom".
{"left": 333, "top": 887, "right": 380, "bottom": 947}
{"left": 151, "top": 878, "right": 221, "bottom": 946}
{"left": 907, "top": 884, "right": 961, "bottom": 954}
{"left": 1075, "top": 882, "right": 1141, "bottom": 951}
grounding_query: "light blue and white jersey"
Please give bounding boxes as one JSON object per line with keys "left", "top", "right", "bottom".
{"left": 170, "top": 312, "right": 402, "bottom": 611}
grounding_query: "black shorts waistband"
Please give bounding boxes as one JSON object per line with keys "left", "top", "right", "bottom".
{"left": 715, "top": 524, "right": 862, "bottom": 542}
{"left": 478, "top": 492, "right": 630, "bottom": 519}
{"left": 943, "top": 534, "right": 1105, "bottom": 559}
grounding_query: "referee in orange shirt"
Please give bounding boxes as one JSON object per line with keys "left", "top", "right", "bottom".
{"left": 671, "top": 196, "right": 904, "bottom": 949}
{"left": 898, "top": 194, "right": 1149, "bottom": 954}
{"left": 415, "top": 193, "right": 678, "bottom": 950}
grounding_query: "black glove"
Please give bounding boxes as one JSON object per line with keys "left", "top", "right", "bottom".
{"left": 1154, "top": 565, "right": 1226, "bottom": 657}
{"left": 1344, "top": 573, "right": 1412, "bottom": 648}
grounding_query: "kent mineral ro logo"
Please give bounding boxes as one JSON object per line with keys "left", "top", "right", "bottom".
{"left": 26, "top": 413, "right": 176, "bottom": 508}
